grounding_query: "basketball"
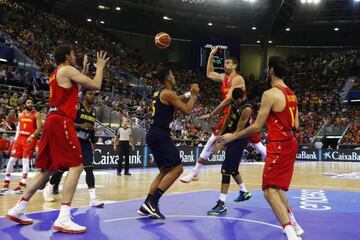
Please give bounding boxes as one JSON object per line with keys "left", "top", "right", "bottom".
{"left": 155, "top": 32, "right": 171, "bottom": 49}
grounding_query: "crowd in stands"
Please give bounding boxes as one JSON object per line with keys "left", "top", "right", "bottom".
{"left": 1, "top": 0, "right": 360, "bottom": 148}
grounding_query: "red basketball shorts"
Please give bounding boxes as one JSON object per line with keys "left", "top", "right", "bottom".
{"left": 10, "top": 135, "right": 37, "bottom": 159}
{"left": 35, "top": 113, "right": 83, "bottom": 170}
{"left": 262, "top": 138, "right": 298, "bottom": 191}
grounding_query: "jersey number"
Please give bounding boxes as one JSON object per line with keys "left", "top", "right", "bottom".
{"left": 289, "top": 107, "right": 296, "bottom": 128}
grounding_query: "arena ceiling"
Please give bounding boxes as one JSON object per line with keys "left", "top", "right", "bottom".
{"left": 24, "top": 0, "right": 360, "bottom": 46}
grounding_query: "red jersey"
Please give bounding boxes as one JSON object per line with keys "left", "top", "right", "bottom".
{"left": 18, "top": 110, "right": 37, "bottom": 136}
{"left": 267, "top": 86, "right": 298, "bottom": 141}
{"left": 49, "top": 67, "right": 79, "bottom": 120}
{"left": 221, "top": 75, "right": 235, "bottom": 115}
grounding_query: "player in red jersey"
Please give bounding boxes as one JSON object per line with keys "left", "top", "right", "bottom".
{"left": 180, "top": 45, "right": 266, "bottom": 184}
{"left": 1, "top": 98, "right": 42, "bottom": 194}
{"left": 5, "top": 45, "right": 109, "bottom": 234}
{"left": 220, "top": 56, "right": 304, "bottom": 239}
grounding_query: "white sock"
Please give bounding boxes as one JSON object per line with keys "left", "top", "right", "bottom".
{"left": 5, "top": 157, "right": 17, "bottom": 181}
{"left": 58, "top": 204, "right": 71, "bottom": 220}
{"left": 239, "top": 183, "right": 247, "bottom": 192}
{"left": 254, "top": 142, "right": 267, "bottom": 158}
{"left": 193, "top": 162, "right": 203, "bottom": 173}
{"left": 219, "top": 193, "right": 227, "bottom": 202}
{"left": 88, "top": 188, "right": 96, "bottom": 200}
{"left": 284, "top": 225, "right": 298, "bottom": 240}
{"left": 22, "top": 158, "right": 30, "bottom": 175}
{"left": 288, "top": 208, "right": 298, "bottom": 224}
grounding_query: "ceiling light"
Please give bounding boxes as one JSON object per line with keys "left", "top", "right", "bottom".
{"left": 268, "top": 40, "right": 272, "bottom": 43}
{"left": 285, "top": 28, "right": 290, "bottom": 31}
{"left": 115, "top": 7, "right": 121, "bottom": 11}
{"left": 208, "top": 22, "right": 213, "bottom": 26}
{"left": 98, "top": 5, "right": 105, "bottom": 10}
{"left": 257, "top": 40, "right": 261, "bottom": 43}
{"left": 163, "top": 16, "right": 172, "bottom": 21}
{"left": 87, "top": 18, "right": 92, "bottom": 22}
{"left": 252, "top": 27, "right": 256, "bottom": 30}
{"left": 334, "top": 27, "right": 339, "bottom": 31}
{"left": 100, "top": 21, "right": 105, "bottom": 24}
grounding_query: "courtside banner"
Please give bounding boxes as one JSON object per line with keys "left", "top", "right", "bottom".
{"left": 93, "top": 145, "right": 226, "bottom": 169}
{"left": 296, "top": 149, "right": 360, "bottom": 161}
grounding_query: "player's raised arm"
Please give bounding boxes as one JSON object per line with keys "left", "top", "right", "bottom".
{"left": 207, "top": 46, "right": 225, "bottom": 82}
{"left": 63, "top": 51, "right": 109, "bottom": 90}
{"left": 162, "top": 84, "right": 200, "bottom": 114}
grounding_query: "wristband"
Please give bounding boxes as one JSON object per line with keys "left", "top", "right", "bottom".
{"left": 184, "top": 92, "right": 191, "bottom": 99}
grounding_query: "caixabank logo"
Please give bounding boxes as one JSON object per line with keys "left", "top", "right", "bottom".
{"left": 323, "top": 151, "right": 360, "bottom": 161}
{"left": 296, "top": 150, "right": 318, "bottom": 160}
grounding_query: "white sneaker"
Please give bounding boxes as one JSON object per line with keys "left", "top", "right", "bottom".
{"left": 43, "top": 184, "right": 55, "bottom": 202}
{"left": 89, "top": 197, "right": 104, "bottom": 208}
{"left": 180, "top": 170, "right": 199, "bottom": 183}
{"left": 53, "top": 217, "right": 87, "bottom": 234}
{"left": 5, "top": 207, "right": 34, "bottom": 225}
{"left": 293, "top": 222, "right": 304, "bottom": 236}
{"left": 284, "top": 225, "right": 299, "bottom": 240}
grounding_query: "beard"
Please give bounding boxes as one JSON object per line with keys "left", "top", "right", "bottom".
{"left": 25, "top": 106, "right": 33, "bottom": 111}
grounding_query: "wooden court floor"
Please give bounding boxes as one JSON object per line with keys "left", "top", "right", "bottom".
{"left": 0, "top": 161, "right": 359, "bottom": 216}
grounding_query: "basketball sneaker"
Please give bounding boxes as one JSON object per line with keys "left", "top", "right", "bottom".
{"left": 43, "top": 183, "right": 55, "bottom": 202}
{"left": 180, "top": 170, "right": 199, "bottom": 183}
{"left": 207, "top": 200, "right": 227, "bottom": 216}
{"left": 89, "top": 197, "right": 104, "bottom": 208}
{"left": 141, "top": 200, "right": 165, "bottom": 219}
{"left": 292, "top": 222, "right": 305, "bottom": 237}
{"left": 137, "top": 205, "right": 150, "bottom": 216}
{"left": 1, "top": 180, "right": 10, "bottom": 193}
{"left": 5, "top": 207, "right": 34, "bottom": 225}
{"left": 13, "top": 182, "right": 26, "bottom": 194}
{"left": 234, "top": 191, "right": 252, "bottom": 202}
{"left": 53, "top": 217, "right": 87, "bottom": 234}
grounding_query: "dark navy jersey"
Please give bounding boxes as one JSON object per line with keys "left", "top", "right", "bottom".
{"left": 76, "top": 102, "right": 96, "bottom": 143}
{"left": 150, "top": 88, "right": 174, "bottom": 131}
{"left": 225, "top": 100, "right": 252, "bottom": 133}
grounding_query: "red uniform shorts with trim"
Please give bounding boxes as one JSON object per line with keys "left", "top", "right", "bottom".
{"left": 10, "top": 135, "right": 37, "bottom": 159}
{"left": 262, "top": 138, "right": 298, "bottom": 191}
{"left": 35, "top": 113, "right": 83, "bottom": 170}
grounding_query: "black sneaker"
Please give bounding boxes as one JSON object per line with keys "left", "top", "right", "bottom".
{"left": 142, "top": 200, "right": 165, "bottom": 219}
{"left": 207, "top": 200, "right": 227, "bottom": 216}
{"left": 137, "top": 205, "right": 150, "bottom": 216}
{"left": 124, "top": 172, "right": 131, "bottom": 176}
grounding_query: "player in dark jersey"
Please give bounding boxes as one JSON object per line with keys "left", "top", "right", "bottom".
{"left": 5, "top": 45, "right": 109, "bottom": 234}
{"left": 42, "top": 89, "right": 104, "bottom": 208}
{"left": 138, "top": 67, "right": 199, "bottom": 219}
{"left": 207, "top": 88, "right": 252, "bottom": 216}
{"left": 220, "top": 56, "right": 303, "bottom": 239}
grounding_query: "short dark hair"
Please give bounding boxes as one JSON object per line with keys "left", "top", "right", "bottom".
{"left": 155, "top": 67, "right": 171, "bottom": 84}
{"left": 268, "top": 56, "right": 287, "bottom": 79}
{"left": 232, "top": 87, "right": 244, "bottom": 100}
{"left": 24, "top": 97, "right": 33, "bottom": 104}
{"left": 226, "top": 57, "right": 239, "bottom": 68}
{"left": 54, "top": 45, "right": 73, "bottom": 65}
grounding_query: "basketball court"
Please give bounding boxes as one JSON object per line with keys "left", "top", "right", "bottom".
{"left": 1, "top": 161, "right": 359, "bottom": 240}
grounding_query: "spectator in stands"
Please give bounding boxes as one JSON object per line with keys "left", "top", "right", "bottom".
{"left": 0, "top": 133, "right": 11, "bottom": 169}
{"left": 6, "top": 109, "right": 17, "bottom": 130}
{"left": 314, "top": 139, "right": 324, "bottom": 150}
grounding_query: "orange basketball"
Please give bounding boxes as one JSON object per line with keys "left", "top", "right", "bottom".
{"left": 155, "top": 32, "right": 171, "bottom": 49}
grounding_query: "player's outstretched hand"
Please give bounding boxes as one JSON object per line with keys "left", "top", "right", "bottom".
{"left": 219, "top": 133, "right": 235, "bottom": 144}
{"left": 210, "top": 46, "right": 219, "bottom": 56}
{"left": 94, "top": 51, "right": 110, "bottom": 69}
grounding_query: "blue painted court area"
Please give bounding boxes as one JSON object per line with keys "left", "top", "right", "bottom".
{"left": 0, "top": 189, "right": 359, "bottom": 240}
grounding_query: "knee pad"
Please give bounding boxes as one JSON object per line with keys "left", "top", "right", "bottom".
{"left": 222, "top": 174, "right": 231, "bottom": 184}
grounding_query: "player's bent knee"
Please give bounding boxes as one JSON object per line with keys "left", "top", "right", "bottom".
{"left": 222, "top": 174, "right": 231, "bottom": 184}
{"left": 231, "top": 170, "right": 239, "bottom": 177}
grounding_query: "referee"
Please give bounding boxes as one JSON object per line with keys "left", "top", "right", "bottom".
{"left": 114, "top": 120, "right": 135, "bottom": 176}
